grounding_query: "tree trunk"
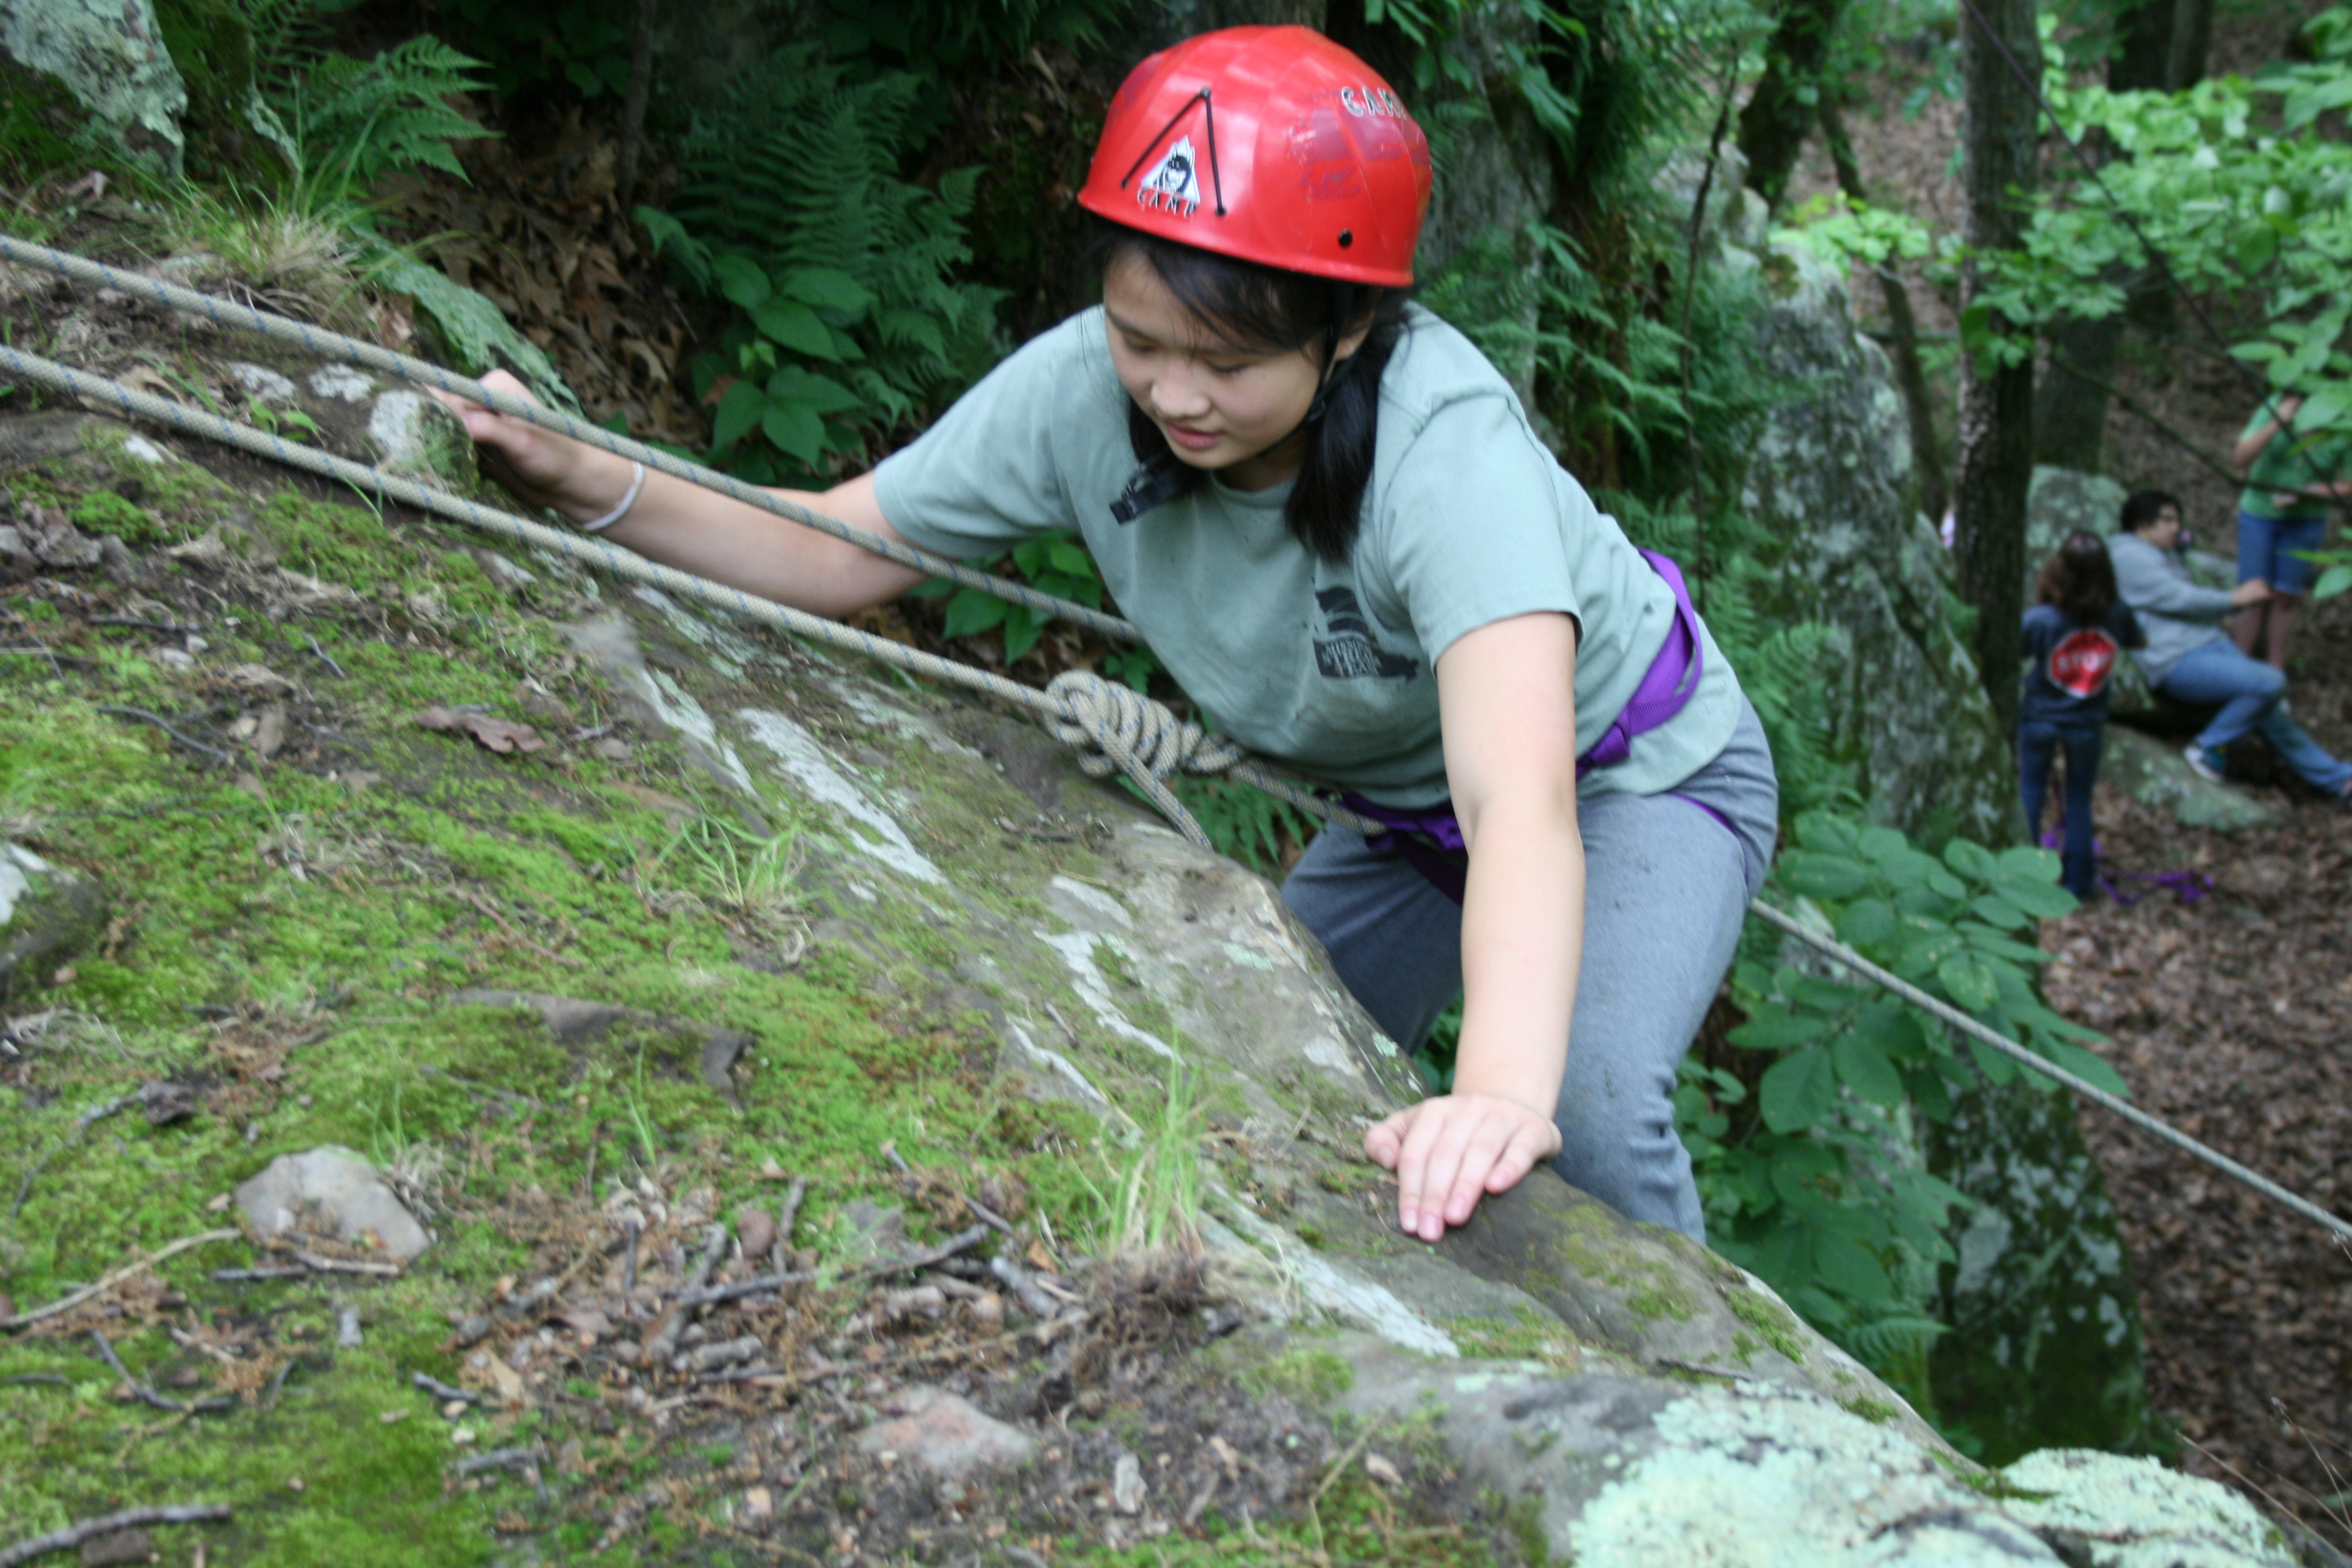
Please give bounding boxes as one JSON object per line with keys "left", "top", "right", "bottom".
{"left": 1737, "top": 0, "right": 1844, "bottom": 211}
{"left": 2167, "top": 0, "right": 2213, "bottom": 87}
{"left": 1955, "top": 0, "right": 2039, "bottom": 740}
{"left": 1821, "top": 102, "right": 1950, "bottom": 525}
{"left": 615, "top": 0, "right": 656, "bottom": 209}
{"left": 2034, "top": 310, "right": 2126, "bottom": 471}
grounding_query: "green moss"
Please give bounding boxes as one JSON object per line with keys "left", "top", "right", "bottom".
{"left": 1238, "top": 1345, "right": 1353, "bottom": 1407}
{"left": 1840, "top": 1395, "right": 1902, "bottom": 1425}
{"left": 1449, "top": 1311, "right": 1581, "bottom": 1369}
{"left": 67, "top": 490, "right": 162, "bottom": 546}
{"left": 1722, "top": 1285, "right": 1806, "bottom": 1365}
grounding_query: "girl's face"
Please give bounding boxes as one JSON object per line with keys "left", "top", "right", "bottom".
{"left": 1102, "top": 255, "right": 1362, "bottom": 493}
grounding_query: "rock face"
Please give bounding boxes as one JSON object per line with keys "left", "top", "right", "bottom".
{"left": 234, "top": 1146, "right": 431, "bottom": 1263}
{"left": 1733, "top": 236, "right": 2016, "bottom": 849}
{"left": 0, "top": 0, "right": 187, "bottom": 177}
{"left": 0, "top": 842, "right": 106, "bottom": 1004}
{"left": 2102, "top": 724, "right": 2284, "bottom": 832}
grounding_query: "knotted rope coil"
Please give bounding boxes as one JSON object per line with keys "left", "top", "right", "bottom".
{"left": 1045, "top": 672, "right": 1247, "bottom": 848}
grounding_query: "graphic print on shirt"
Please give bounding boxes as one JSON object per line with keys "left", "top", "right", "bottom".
{"left": 1137, "top": 137, "right": 1201, "bottom": 217}
{"left": 2048, "top": 627, "right": 2119, "bottom": 697}
{"left": 1313, "top": 587, "right": 1419, "bottom": 681}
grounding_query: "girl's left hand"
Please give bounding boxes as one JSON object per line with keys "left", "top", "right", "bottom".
{"left": 1365, "top": 1093, "right": 1562, "bottom": 1242}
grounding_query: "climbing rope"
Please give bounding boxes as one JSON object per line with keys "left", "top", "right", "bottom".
{"left": 5, "top": 241, "right": 2348, "bottom": 1248}
{"left": 0, "top": 341, "right": 1371, "bottom": 852}
{"left": 0, "top": 235, "right": 1139, "bottom": 645}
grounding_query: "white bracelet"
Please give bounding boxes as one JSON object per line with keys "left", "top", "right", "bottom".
{"left": 578, "top": 460, "right": 645, "bottom": 534}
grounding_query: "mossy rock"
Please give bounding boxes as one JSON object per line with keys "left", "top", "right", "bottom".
{"left": 0, "top": 842, "right": 106, "bottom": 1004}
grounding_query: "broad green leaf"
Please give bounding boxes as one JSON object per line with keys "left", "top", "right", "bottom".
{"left": 1766, "top": 1137, "right": 1839, "bottom": 1203}
{"left": 710, "top": 379, "right": 763, "bottom": 450}
{"left": 1813, "top": 1235, "right": 1894, "bottom": 1302}
{"left": 767, "top": 365, "right": 864, "bottom": 414}
{"left": 1907, "top": 1066, "right": 1953, "bottom": 1122}
{"left": 1959, "top": 923, "right": 2055, "bottom": 964}
{"left": 1898, "top": 927, "right": 1962, "bottom": 973}
{"left": 1848, "top": 1003, "right": 1928, "bottom": 1062}
{"left": 1759, "top": 1047, "right": 1838, "bottom": 1132}
{"left": 1857, "top": 826, "right": 1910, "bottom": 864}
{"left": 1926, "top": 866, "right": 1968, "bottom": 901}
{"left": 2314, "top": 561, "right": 2352, "bottom": 599}
{"left": 713, "top": 253, "right": 770, "bottom": 310}
{"left": 1942, "top": 838, "right": 1997, "bottom": 882}
{"left": 1833, "top": 1033, "right": 1906, "bottom": 1107}
{"left": 1728, "top": 1007, "right": 1831, "bottom": 1050}
{"left": 2043, "top": 1040, "right": 2131, "bottom": 1098}
{"left": 1936, "top": 952, "right": 1999, "bottom": 1012}
{"left": 1968, "top": 893, "right": 2030, "bottom": 930}
{"left": 1002, "top": 607, "right": 1045, "bottom": 664}
{"left": 784, "top": 266, "right": 876, "bottom": 317}
{"left": 1990, "top": 875, "right": 2078, "bottom": 918}
{"left": 1879, "top": 849, "right": 1945, "bottom": 889}
{"left": 1778, "top": 852, "right": 1872, "bottom": 901}
{"left": 941, "top": 589, "right": 1010, "bottom": 639}
{"left": 760, "top": 402, "right": 826, "bottom": 466}
{"left": 1967, "top": 1037, "right": 2017, "bottom": 1085}
{"left": 751, "top": 297, "right": 841, "bottom": 361}
{"left": 1793, "top": 812, "right": 1861, "bottom": 855}
{"left": 1994, "top": 845, "right": 2062, "bottom": 881}
{"left": 1835, "top": 897, "right": 1897, "bottom": 948}
{"left": 1048, "top": 540, "right": 1096, "bottom": 577}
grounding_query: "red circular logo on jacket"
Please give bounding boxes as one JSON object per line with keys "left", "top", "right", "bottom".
{"left": 2049, "top": 629, "right": 2118, "bottom": 697}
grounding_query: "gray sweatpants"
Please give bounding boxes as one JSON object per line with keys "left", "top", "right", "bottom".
{"left": 1281, "top": 699, "right": 1778, "bottom": 1240}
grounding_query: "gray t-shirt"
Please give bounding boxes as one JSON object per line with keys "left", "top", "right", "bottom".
{"left": 873, "top": 304, "right": 1743, "bottom": 808}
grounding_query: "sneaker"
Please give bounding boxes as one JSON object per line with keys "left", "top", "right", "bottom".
{"left": 2181, "top": 743, "right": 2226, "bottom": 783}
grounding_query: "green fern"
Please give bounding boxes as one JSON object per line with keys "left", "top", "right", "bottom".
{"left": 233, "top": 4, "right": 494, "bottom": 212}
{"left": 646, "top": 47, "right": 1004, "bottom": 482}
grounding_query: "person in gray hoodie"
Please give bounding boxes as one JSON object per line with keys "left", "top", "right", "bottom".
{"left": 2109, "top": 489, "right": 2352, "bottom": 800}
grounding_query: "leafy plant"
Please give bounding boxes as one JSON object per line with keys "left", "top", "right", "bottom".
{"left": 1693, "top": 812, "right": 2109, "bottom": 1378}
{"left": 640, "top": 47, "right": 1004, "bottom": 486}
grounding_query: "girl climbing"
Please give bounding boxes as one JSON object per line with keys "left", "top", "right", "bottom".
{"left": 2019, "top": 532, "right": 2143, "bottom": 902}
{"left": 435, "top": 28, "right": 1776, "bottom": 1243}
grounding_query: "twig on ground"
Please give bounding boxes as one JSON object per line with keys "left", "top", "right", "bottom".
{"left": 1, "top": 1374, "right": 67, "bottom": 1387}
{"left": 880, "top": 1140, "right": 911, "bottom": 1175}
{"left": 210, "top": 1266, "right": 307, "bottom": 1282}
{"left": 673, "top": 1271, "right": 808, "bottom": 1311}
{"left": 623, "top": 1219, "right": 640, "bottom": 1293}
{"left": 965, "top": 1196, "right": 1013, "bottom": 1234}
{"left": 988, "top": 1255, "right": 1061, "bottom": 1321}
{"left": 11, "top": 1093, "right": 143, "bottom": 1217}
{"left": 773, "top": 1175, "right": 808, "bottom": 1274}
{"left": 412, "top": 1371, "right": 478, "bottom": 1404}
{"left": 1, "top": 1229, "right": 241, "bottom": 1330}
{"left": 290, "top": 1249, "right": 401, "bottom": 1278}
{"left": 302, "top": 632, "right": 345, "bottom": 678}
{"left": 645, "top": 1223, "right": 727, "bottom": 1367}
{"left": 0, "top": 1504, "right": 232, "bottom": 1568}
{"left": 82, "top": 615, "right": 200, "bottom": 635}
{"left": 95, "top": 706, "right": 232, "bottom": 765}
{"left": 452, "top": 1445, "right": 546, "bottom": 1478}
{"left": 88, "top": 1330, "right": 233, "bottom": 1416}
{"left": 869, "top": 1224, "right": 990, "bottom": 1280}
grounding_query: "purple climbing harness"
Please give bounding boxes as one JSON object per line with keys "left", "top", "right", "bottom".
{"left": 2038, "top": 826, "right": 2212, "bottom": 907}
{"left": 1341, "top": 549, "right": 1705, "bottom": 904}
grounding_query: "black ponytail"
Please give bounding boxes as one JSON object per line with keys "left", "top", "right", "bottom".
{"left": 1096, "top": 224, "right": 1411, "bottom": 563}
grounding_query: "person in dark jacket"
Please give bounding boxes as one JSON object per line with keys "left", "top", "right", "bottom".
{"left": 2020, "top": 531, "right": 2143, "bottom": 900}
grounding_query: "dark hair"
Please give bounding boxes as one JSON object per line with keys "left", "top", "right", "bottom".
{"left": 1093, "top": 223, "right": 1411, "bottom": 562}
{"left": 2120, "top": 489, "right": 2183, "bottom": 534}
{"left": 2036, "top": 530, "right": 2118, "bottom": 625}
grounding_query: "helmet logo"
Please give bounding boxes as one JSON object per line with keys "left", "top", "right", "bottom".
{"left": 1137, "top": 136, "right": 1202, "bottom": 217}
{"left": 1339, "top": 86, "right": 1410, "bottom": 119}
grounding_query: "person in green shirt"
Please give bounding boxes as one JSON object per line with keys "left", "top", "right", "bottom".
{"left": 2230, "top": 393, "right": 2352, "bottom": 671}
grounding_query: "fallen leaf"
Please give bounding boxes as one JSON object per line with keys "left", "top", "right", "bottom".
{"left": 1362, "top": 1452, "right": 1404, "bottom": 1488}
{"left": 416, "top": 707, "right": 546, "bottom": 755}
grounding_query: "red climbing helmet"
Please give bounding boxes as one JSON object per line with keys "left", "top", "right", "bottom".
{"left": 1077, "top": 27, "right": 1432, "bottom": 289}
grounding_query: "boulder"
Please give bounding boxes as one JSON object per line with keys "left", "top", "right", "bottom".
{"left": 0, "top": 0, "right": 187, "bottom": 177}
{"left": 0, "top": 842, "right": 106, "bottom": 1004}
{"left": 2101, "top": 725, "right": 2284, "bottom": 833}
{"left": 1734, "top": 237, "right": 2014, "bottom": 848}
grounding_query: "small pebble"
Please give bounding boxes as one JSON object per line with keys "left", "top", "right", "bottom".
{"left": 379, "top": 1409, "right": 408, "bottom": 1424}
{"left": 338, "top": 1309, "right": 362, "bottom": 1348}
{"left": 442, "top": 1399, "right": 469, "bottom": 1419}
{"left": 451, "top": 1427, "right": 477, "bottom": 1446}
{"left": 736, "top": 1206, "right": 776, "bottom": 1262}
{"left": 286, "top": 1477, "right": 306, "bottom": 1492}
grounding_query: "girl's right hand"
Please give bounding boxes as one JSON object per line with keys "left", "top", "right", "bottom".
{"left": 430, "top": 370, "right": 636, "bottom": 523}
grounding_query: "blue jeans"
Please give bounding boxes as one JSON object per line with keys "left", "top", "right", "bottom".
{"left": 2236, "top": 510, "right": 2328, "bottom": 596}
{"left": 1280, "top": 702, "right": 1779, "bottom": 1241}
{"left": 2020, "top": 720, "right": 2103, "bottom": 900}
{"left": 2161, "top": 638, "right": 2352, "bottom": 794}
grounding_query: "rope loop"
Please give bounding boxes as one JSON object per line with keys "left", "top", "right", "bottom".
{"left": 1045, "top": 671, "right": 1242, "bottom": 783}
